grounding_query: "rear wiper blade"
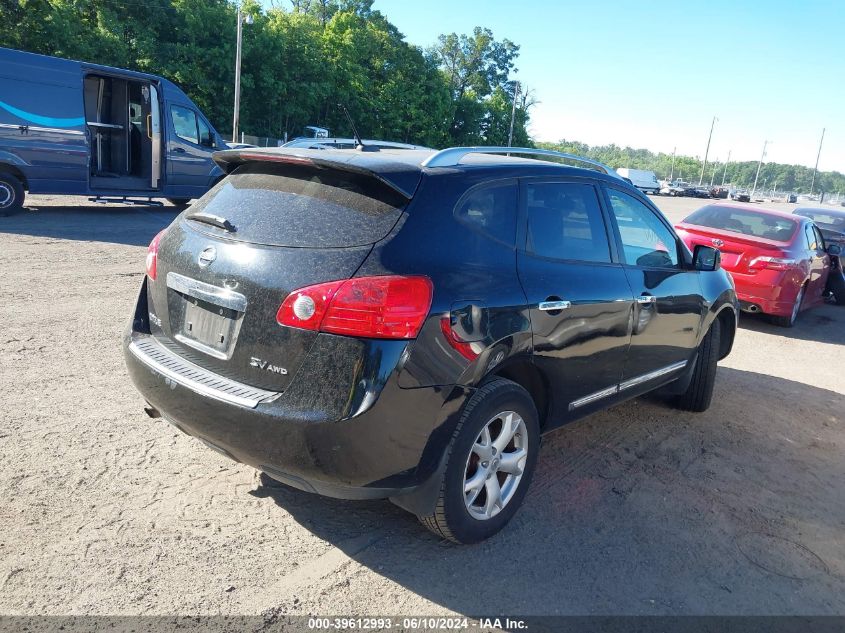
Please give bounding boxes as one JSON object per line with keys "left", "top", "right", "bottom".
{"left": 186, "top": 211, "right": 236, "bottom": 233}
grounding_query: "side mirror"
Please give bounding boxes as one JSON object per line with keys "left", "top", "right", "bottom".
{"left": 693, "top": 245, "right": 721, "bottom": 271}
{"left": 827, "top": 243, "right": 841, "bottom": 256}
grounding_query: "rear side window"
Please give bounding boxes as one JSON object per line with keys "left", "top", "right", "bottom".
{"left": 606, "top": 188, "right": 679, "bottom": 268}
{"left": 455, "top": 182, "right": 517, "bottom": 247}
{"left": 804, "top": 224, "right": 818, "bottom": 251}
{"left": 685, "top": 205, "right": 797, "bottom": 242}
{"left": 186, "top": 163, "right": 406, "bottom": 248}
{"left": 525, "top": 182, "right": 611, "bottom": 263}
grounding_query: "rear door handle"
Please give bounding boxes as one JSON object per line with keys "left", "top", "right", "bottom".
{"left": 539, "top": 300, "right": 571, "bottom": 311}
{"left": 636, "top": 294, "right": 658, "bottom": 304}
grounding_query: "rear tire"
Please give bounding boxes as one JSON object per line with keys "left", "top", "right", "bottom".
{"left": 418, "top": 378, "right": 540, "bottom": 544}
{"left": 0, "top": 172, "right": 24, "bottom": 216}
{"left": 675, "top": 319, "right": 720, "bottom": 412}
{"left": 769, "top": 285, "right": 804, "bottom": 327}
{"left": 167, "top": 198, "right": 191, "bottom": 207}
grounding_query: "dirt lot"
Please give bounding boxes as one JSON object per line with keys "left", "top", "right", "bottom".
{"left": 1, "top": 194, "right": 843, "bottom": 618}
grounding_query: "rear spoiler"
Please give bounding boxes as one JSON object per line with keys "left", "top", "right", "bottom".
{"left": 212, "top": 148, "right": 420, "bottom": 200}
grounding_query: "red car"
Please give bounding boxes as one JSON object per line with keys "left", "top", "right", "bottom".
{"left": 675, "top": 203, "right": 833, "bottom": 327}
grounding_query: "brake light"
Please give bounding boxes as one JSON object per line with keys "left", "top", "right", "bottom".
{"left": 748, "top": 256, "right": 795, "bottom": 271}
{"left": 439, "top": 316, "right": 479, "bottom": 360}
{"left": 146, "top": 230, "right": 166, "bottom": 280}
{"left": 277, "top": 275, "right": 433, "bottom": 339}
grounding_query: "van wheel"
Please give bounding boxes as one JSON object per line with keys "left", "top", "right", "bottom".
{"left": 0, "top": 173, "right": 24, "bottom": 216}
{"left": 770, "top": 285, "right": 804, "bottom": 327}
{"left": 418, "top": 378, "right": 540, "bottom": 544}
{"left": 675, "top": 319, "right": 720, "bottom": 412}
{"left": 167, "top": 198, "right": 191, "bottom": 207}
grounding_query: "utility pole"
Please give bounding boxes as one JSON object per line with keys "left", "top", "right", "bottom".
{"left": 698, "top": 116, "right": 717, "bottom": 185}
{"left": 721, "top": 150, "right": 731, "bottom": 186}
{"left": 751, "top": 140, "right": 768, "bottom": 199}
{"left": 232, "top": 8, "right": 253, "bottom": 143}
{"left": 669, "top": 147, "right": 676, "bottom": 181}
{"left": 507, "top": 81, "right": 521, "bottom": 148}
{"left": 809, "top": 127, "right": 825, "bottom": 195}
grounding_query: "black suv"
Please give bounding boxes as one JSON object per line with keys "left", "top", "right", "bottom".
{"left": 124, "top": 146, "right": 738, "bottom": 543}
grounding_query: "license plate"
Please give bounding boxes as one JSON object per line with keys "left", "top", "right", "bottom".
{"left": 173, "top": 295, "right": 243, "bottom": 359}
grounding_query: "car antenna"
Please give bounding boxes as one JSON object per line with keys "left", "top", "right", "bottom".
{"left": 337, "top": 104, "right": 377, "bottom": 152}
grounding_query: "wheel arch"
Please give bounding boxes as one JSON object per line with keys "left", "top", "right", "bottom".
{"left": 0, "top": 164, "right": 28, "bottom": 191}
{"left": 714, "top": 305, "right": 737, "bottom": 360}
{"left": 488, "top": 358, "right": 551, "bottom": 430}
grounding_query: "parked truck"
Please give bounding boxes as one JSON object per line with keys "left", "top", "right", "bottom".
{"left": 615, "top": 168, "right": 660, "bottom": 195}
{"left": 0, "top": 47, "right": 227, "bottom": 215}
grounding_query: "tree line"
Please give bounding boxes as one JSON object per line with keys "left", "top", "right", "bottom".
{"left": 2, "top": 0, "right": 839, "bottom": 190}
{"left": 538, "top": 140, "right": 845, "bottom": 195}
{"left": 0, "top": 0, "right": 530, "bottom": 148}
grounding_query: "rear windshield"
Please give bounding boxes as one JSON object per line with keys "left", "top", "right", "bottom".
{"left": 185, "top": 163, "right": 407, "bottom": 248}
{"left": 795, "top": 209, "right": 845, "bottom": 231}
{"left": 684, "top": 205, "right": 798, "bottom": 242}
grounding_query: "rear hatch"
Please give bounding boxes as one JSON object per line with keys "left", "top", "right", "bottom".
{"left": 145, "top": 155, "right": 418, "bottom": 391}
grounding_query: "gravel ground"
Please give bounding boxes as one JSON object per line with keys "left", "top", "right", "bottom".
{"left": 0, "top": 194, "right": 843, "bottom": 618}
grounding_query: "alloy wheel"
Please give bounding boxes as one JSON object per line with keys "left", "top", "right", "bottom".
{"left": 463, "top": 410, "right": 528, "bottom": 521}
{"left": 790, "top": 287, "right": 804, "bottom": 324}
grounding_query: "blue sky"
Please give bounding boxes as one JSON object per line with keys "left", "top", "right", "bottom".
{"left": 368, "top": 0, "right": 844, "bottom": 172}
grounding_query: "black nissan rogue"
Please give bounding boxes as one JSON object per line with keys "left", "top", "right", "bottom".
{"left": 124, "top": 146, "right": 738, "bottom": 543}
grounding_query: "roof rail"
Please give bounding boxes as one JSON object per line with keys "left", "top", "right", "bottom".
{"left": 421, "top": 146, "right": 622, "bottom": 178}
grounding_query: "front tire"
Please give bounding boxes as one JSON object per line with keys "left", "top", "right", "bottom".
{"left": 419, "top": 378, "right": 540, "bottom": 544}
{"left": 0, "top": 172, "right": 25, "bottom": 216}
{"left": 675, "top": 319, "right": 721, "bottom": 412}
{"left": 167, "top": 198, "right": 191, "bottom": 207}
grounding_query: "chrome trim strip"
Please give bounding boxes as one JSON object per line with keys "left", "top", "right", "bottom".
{"left": 568, "top": 360, "right": 689, "bottom": 410}
{"left": 421, "top": 146, "right": 622, "bottom": 179}
{"left": 569, "top": 385, "right": 619, "bottom": 411}
{"left": 128, "top": 335, "right": 280, "bottom": 409}
{"left": 166, "top": 272, "right": 247, "bottom": 312}
{"left": 539, "top": 300, "right": 571, "bottom": 311}
{"left": 0, "top": 122, "right": 85, "bottom": 135}
{"left": 619, "top": 360, "right": 687, "bottom": 391}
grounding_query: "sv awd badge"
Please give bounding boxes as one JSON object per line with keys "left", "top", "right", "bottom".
{"left": 250, "top": 357, "right": 288, "bottom": 375}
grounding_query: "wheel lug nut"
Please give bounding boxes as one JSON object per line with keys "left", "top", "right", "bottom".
{"left": 491, "top": 448, "right": 497, "bottom": 455}
{"left": 481, "top": 461, "right": 489, "bottom": 468}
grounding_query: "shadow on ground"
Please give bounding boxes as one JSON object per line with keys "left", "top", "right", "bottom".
{"left": 0, "top": 204, "right": 180, "bottom": 247}
{"left": 738, "top": 304, "right": 845, "bottom": 346}
{"left": 250, "top": 367, "right": 844, "bottom": 616}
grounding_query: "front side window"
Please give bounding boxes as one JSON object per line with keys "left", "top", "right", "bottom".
{"left": 606, "top": 188, "right": 679, "bottom": 268}
{"left": 171, "top": 105, "right": 198, "bottom": 144}
{"left": 454, "top": 182, "right": 517, "bottom": 246}
{"left": 197, "top": 115, "right": 213, "bottom": 147}
{"left": 525, "top": 182, "right": 611, "bottom": 262}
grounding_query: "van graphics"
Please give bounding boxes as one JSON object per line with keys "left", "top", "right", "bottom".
{"left": 0, "top": 100, "right": 85, "bottom": 128}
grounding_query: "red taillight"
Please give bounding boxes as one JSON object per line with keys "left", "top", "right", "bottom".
{"left": 146, "top": 230, "right": 165, "bottom": 280}
{"left": 748, "top": 256, "right": 795, "bottom": 271}
{"left": 277, "top": 275, "right": 433, "bottom": 339}
{"left": 439, "top": 316, "right": 479, "bottom": 360}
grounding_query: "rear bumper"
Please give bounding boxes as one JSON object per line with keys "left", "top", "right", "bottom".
{"left": 124, "top": 330, "right": 465, "bottom": 501}
{"left": 728, "top": 269, "right": 799, "bottom": 316}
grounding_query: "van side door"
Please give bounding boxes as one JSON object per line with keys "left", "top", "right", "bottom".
{"left": 602, "top": 185, "right": 706, "bottom": 389}
{"left": 165, "top": 104, "right": 219, "bottom": 197}
{"left": 516, "top": 178, "right": 634, "bottom": 424}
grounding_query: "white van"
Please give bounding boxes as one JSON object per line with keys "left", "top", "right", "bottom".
{"left": 615, "top": 168, "right": 660, "bottom": 195}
